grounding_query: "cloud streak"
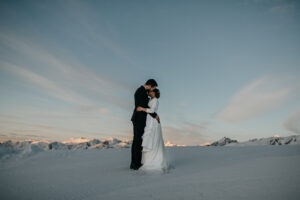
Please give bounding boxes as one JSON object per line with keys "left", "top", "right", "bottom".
{"left": 0, "top": 115, "right": 129, "bottom": 142}
{"left": 217, "top": 76, "right": 293, "bottom": 123}
{"left": 1, "top": 61, "right": 88, "bottom": 105}
{"left": 0, "top": 32, "right": 132, "bottom": 110}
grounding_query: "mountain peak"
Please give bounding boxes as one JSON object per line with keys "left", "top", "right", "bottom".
{"left": 207, "top": 137, "right": 238, "bottom": 146}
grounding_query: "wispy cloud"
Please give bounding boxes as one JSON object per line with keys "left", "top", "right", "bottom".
{"left": 283, "top": 109, "right": 300, "bottom": 134}
{"left": 0, "top": 29, "right": 135, "bottom": 141}
{"left": 1, "top": 61, "right": 88, "bottom": 104}
{"left": 270, "top": 2, "right": 295, "bottom": 13}
{"left": 0, "top": 113, "right": 132, "bottom": 141}
{"left": 253, "top": 0, "right": 297, "bottom": 13}
{"left": 217, "top": 76, "right": 294, "bottom": 123}
{"left": 0, "top": 32, "right": 132, "bottom": 110}
{"left": 0, "top": 115, "right": 129, "bottom": 141}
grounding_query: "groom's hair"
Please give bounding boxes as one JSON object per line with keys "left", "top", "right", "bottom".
{"left": 145, "top": 79, "right": 158, "bottom": 87}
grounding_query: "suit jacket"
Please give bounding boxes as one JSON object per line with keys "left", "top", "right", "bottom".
{"left": 131, "top": 86, "right": 157, "bottom": 126}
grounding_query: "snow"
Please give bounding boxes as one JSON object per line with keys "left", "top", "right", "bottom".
{"left": 0, "top": 142, "right": 300, "bottom": 200}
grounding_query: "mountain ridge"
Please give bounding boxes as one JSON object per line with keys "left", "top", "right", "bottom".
{"left": 206, "top": 135, "right": 300, "bottom": 146}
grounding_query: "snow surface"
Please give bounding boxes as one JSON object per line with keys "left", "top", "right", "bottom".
{"left": 1, "top": 143, "right": 300, "bottom": 200}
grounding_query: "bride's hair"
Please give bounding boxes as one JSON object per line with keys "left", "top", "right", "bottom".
{"left": 153, "top": 88, "right": 160, "bottom": 99}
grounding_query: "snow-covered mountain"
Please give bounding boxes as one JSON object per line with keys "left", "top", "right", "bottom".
{"left": 206, "top": 135, "right": 300, "bottom": 146}
{"left": 1, "top": 135, "right": 300, "bottom": 160}
{"left": 0, "top": 137, "right": 129, "bottom": 160}
{"left": 0, "top": 137, "right": 183, "bottom": 160}
{"left": 207, "top": 137, "right": 238, "bottom": 146}
{"left": 0, "top": 137, "right": 130, "bottom": 152}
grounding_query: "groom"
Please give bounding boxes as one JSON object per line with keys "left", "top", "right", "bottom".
{"left": 130, "top": 79, "right": 160, "bottom": 170}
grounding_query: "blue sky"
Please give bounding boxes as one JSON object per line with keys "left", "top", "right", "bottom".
{"left": 0, "top": 0, "right": 299, "bottom": 145}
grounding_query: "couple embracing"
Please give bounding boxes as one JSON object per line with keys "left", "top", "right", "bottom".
{"left": 130, "top": 79, "right": 169, "bottom": 173}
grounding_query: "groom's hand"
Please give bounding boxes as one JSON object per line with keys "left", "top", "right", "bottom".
{"left": 156, "top": 115, "right": 160, "bottom": 123}
{"left": 136, "top": 106, "right": 143, "bottom": 112}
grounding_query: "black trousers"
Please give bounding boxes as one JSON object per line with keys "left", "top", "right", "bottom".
{"left": 130, "top": 121, "right": 146, "bottom": 169}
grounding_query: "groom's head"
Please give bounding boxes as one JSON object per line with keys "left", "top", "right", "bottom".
{"left": 144, "top": 79, "right": 158, "bottom": 91}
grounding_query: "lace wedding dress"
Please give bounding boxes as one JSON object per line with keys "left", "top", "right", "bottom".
{"left": 139, "top": 97, "right": 169, "bottom": 173}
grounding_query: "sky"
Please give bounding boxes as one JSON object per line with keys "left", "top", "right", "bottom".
{"left": 0, "top": 0, "right": 299, "bottom": 145}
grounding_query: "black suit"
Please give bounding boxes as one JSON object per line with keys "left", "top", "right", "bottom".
{"left": 130, "top": 86, "right": 157, "bottom": 169}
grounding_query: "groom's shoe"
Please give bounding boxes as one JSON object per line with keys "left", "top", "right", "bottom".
{"left": 130, "top": 163, "right": 135, "bottom": 169}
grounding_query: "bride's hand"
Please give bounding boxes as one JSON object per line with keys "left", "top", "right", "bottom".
{"left": 156, "top": 115, "right": 160, "bottom": 123}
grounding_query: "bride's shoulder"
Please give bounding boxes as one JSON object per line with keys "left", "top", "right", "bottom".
{"left": 152, "top": 97, "right": 159, "bottom": 104}
{"left": 152, "top": 97, "right": 158, "bottom": 101}
{"left": 149, "top": 97, "right": 158, "bottom": 104}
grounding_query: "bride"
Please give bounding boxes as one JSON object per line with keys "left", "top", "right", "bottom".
{"left": 136, "top": 88, "right": 169, "bottom": 173}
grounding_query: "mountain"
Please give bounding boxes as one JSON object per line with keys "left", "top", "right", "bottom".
{"left": 0, "top": 137, "right": 130, "bottom": 159}
{"left": 206, "top": 135, "right": 300, "bottom": 146}
{"left": 1, "top": 135, "right": 300, "bottom": 160}
{"left": 0, "top": 137, "right": 184, "bottom": 160}
{"left": 207, "top": 137, "right": 238, "bottom": 146}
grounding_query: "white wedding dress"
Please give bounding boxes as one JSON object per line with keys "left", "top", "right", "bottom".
{"left": 139, "top": 97, "right": 169, "bottom": 173}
